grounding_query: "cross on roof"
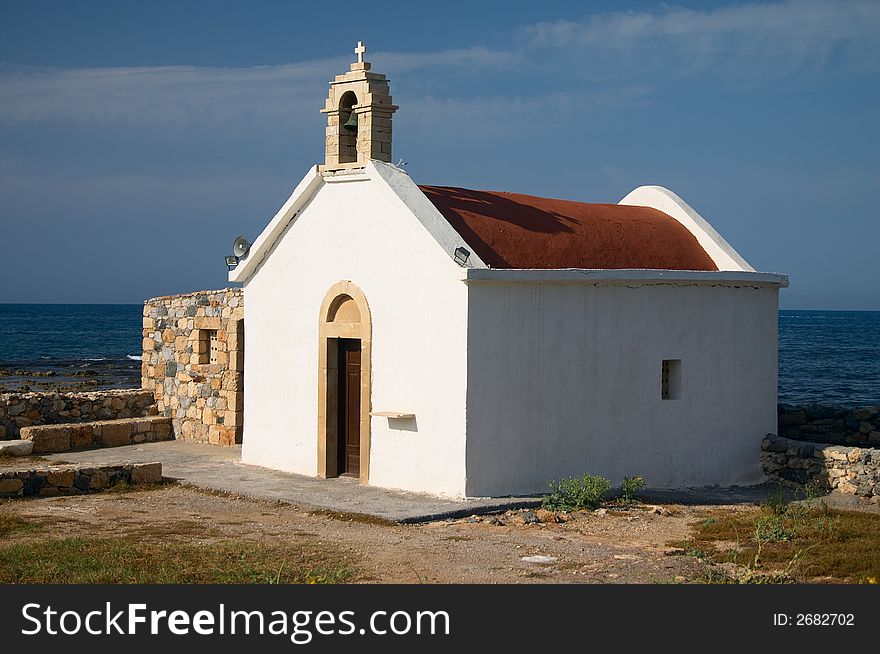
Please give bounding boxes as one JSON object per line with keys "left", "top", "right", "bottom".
{"left": 355, "top": 41, "right": 366, "bottom": 64}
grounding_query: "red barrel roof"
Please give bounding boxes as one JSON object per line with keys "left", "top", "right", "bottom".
{"left": 419, "top": 185, "right": 718, "bottom": 271}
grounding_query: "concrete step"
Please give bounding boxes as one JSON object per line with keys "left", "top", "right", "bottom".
{"left": 19, "top": 416, "right": 172, "bottom": 454}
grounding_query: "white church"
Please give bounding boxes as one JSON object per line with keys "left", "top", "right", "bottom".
{"left": 229, "top": 43, "right": 788, "bottom": 498}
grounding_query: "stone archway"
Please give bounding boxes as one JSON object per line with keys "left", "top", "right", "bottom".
{"left": 317, "top": 281, "right": 372, "bottom": 482}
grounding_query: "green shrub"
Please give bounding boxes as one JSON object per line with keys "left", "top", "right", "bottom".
{"left": 761, "top": 486, "right": 789, "bottom": 516}
{"left": 543, "top": 474, "right": 611, "bottom": 511}
{"left": 619, "top": 476, "right": 646, "bottom": 505}
{"left": 754, "top": 513, "right": 795, "bottom": 543}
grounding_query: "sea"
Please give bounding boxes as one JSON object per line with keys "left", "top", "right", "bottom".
{"left": 0, "top": 305, "right": 878, "bottom": 406}
{"left": 0, "top": 304, "right": 143, "bottom": 393}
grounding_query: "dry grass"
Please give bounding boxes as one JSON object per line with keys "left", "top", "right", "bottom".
{"left": 0, "top": 536, "right": 356, "bottom": 584}
{"left": 0, "top": 454, "right": 48, "bottom": 468}
{"left": 0, "top": 489, "right": 359, "bottom": 584}
{"left": 673, "top": 498, "right": 880, "bottom": 583}
{"left": 103, "top": 479, "right": 178, "bottom": 495}
{"left": 307, "top": 508, "right": 397, "bottom": 527}
{"left": 0, "top": 512, "right": 40, "bottom": 537}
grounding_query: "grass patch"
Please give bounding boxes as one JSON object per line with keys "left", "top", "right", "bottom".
{"left": 543, "top": 474, "right": 612, "bottom": 511}
{"left": 673, "top": 495, "right": 880, "bottom": 583}
{"left": 0, "top": 536, "right": 355, "bottom": 584}
{"left": 0, "top": 454, "right": 47, "bottom": 467}
{"left": 104, "top": 479, "right": 177, "bottom": 495}
{"left": 0, "top": 512, "right": 40, "bottom": 537}
{"left": 307, "top": 508, "right": 397, "bottom": 527}
{"left": 618, "top": 476, "right": 646, "bottom": 506}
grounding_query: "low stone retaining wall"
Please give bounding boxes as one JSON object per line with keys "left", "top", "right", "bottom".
{"left": 0, "top": 462, "right": 162, "bottom": 498}
{"left": 0, "top": 389, "right": 156, "bottom": 440}
{"left": 778, "top": 404, "right": 880, "bottom": 446}
{"left": 19, "top": 416, "right": 172, "bottom": 454}
{"left": 762, "top": 433, "right": 880, "bottom": 501}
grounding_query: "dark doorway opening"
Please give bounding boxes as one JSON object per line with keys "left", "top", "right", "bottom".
{"left": 336, "top": 338, "right": 361, "bottom": 477}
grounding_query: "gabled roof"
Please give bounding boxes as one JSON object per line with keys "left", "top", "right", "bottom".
{"left": 420, "top": 186, "right": 718, "bottom": 271}
{"left": 230, "top": 161, "right": 782, "bottom": 286}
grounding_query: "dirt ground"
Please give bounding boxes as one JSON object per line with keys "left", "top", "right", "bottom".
{"left": 0, "top": 484, "right": 743, "bottom": 583}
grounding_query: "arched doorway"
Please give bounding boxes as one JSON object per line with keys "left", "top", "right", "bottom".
{"left": 317, "top": 282, "right": 372, "bottom": 482}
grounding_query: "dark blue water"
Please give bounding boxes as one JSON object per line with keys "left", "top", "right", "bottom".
{"left": 778, "top": 310, "right": 880, "bottom": 407}
{"left": 0, "top": 304, "right": 142, "bottom": 392}
{"left": 0, "top": 305, "right": 878, "bottom": 404}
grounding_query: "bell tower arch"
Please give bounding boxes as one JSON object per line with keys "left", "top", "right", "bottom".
{"left": 320, "top": 41, "right": 398, "bottom": 170}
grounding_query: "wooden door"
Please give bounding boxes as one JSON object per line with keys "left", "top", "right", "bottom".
{"left": 337, "top": 339, "right": 361, "bottom": 477}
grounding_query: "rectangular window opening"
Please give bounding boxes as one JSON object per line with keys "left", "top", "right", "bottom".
{"left": 208, "top": 330, "right": 220, "bottom": 365}
{"left": 196, "top": 329, "right": 218, "bottom": 365}
{"left": 661, "top": 359, "right": 682, "bottom": 400}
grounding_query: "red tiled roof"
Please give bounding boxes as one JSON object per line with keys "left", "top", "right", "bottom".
{"left": 419, "top": 185, "right": 718, "bottom": 271}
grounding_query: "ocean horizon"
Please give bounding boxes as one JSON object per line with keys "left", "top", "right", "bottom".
{"left": 0, "top": 304, "right": 878, "bottom": 406}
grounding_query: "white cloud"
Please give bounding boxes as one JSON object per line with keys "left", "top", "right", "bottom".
{"left": 377, "top": 46, "right": 516, "bottom": 73}
{"left": 396, "top": 86, "right": 650, "bottom": 141}
{"left": 521, "top": 0, "right": 880, "bottom": 79}
{"left": 0, "top": 45, "right": 515, "bottom": 126}
{"left": 0, "top": 59, "right": 339, "bottom": 125}
{"left": 0, "top": 1, "right": 876, "bottom": 129}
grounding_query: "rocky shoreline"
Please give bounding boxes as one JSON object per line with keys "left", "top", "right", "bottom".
{"left": 777, "top": 403, "right": 880, "bottom": 447}
{"left": 0, "top": 364, "right": 140, "bottom": 394}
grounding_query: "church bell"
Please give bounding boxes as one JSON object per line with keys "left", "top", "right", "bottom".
{"left": 343, "top": 111, "right": 358, "bottom": 132}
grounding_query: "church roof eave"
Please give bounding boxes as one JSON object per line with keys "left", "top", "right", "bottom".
{"left": 227, "top": 165, "right": 324, "bottom": 284}
{"left": 618, "top": 185, "right": 754, "bottom": 272}
{"left": 462, "top": 268, "right": 789, "bottom": 287}
{"left": 227, "top": 161, "right": 488, "bottom": 286}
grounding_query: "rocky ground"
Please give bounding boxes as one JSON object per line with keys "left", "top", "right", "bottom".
{"left": 0, "top": 484, "right": 737, "bottom": 583}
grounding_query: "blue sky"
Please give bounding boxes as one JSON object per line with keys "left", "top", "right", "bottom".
{"left": 0, "top": 0, "right": 878, "bottom": 309}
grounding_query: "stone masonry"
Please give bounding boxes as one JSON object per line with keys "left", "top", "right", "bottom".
{"left": 320, "top": 41, "right": 398, "bottom": 169}
{"left": 762, "top": 433, "right": 880, "bottom": 502}
{"left": 20, "top": 416, "right": 172, "bottom": 454}
{"left": 142, "top": 288, "right": 243, "bottom": 445}
{"left": 0, "top": 462, "right": 162, "bottom": 498}
{"left": 0, "top": 389, "right": 155, "bottom": 440}
{"left": 777, "top": 404, "right": 880, "bottom": 446}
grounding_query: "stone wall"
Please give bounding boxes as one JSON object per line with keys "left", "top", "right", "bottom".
{"left": 778, "top": 404, "right": 880, "bottom": 446}
{"left": 142, "top": 288, "right": 243, "bottom": 445}
{"left": 20, "top": 416, "right": 172, "bottom": 454}
{"left": 0, "top": 389, "right": 155, "bottom": 441}
{"left": 0, "top": 462, "right": 162, "bottom": 498}
{"left": 762, "top": 433, "right": 880, "bottom": 502}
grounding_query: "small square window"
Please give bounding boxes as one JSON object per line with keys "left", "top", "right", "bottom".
{"left": 209, "top": 330, "right": 220, "bottom": 365}
{"left": 195, "top": 329, "right": 218, "bottom": 365}
{"left": 661, "top": 359, "right": 681, "bottom": 400}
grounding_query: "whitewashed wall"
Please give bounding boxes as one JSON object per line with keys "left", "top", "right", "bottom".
{"left": 464, "top": 281, "right": 780, "bottom": 496}
{"left": 241, "top": 174, "right": 470, "bottom": 497}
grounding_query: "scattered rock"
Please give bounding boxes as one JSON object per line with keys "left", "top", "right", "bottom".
{"left": 0, "top": 478, "right": 24, "bottom": 494}
{"left": 594, "top": 508, "right": 607, "bottom": 516}
{"left": 521, "top": 555, "right": 557, "bottom": 565}
{"left": 131, "top": 462, "right": 162, "bottom": 484}
{"left": 521, "top": 510, "right": 539, "bottom": 525}
{"left": 0, "top": 440, "right": 34, "bottom": 456}
{"left": 613, "top": 554, "right": 640, "bottom": 561}
{"left": 536, "top": 509, "right": 560, "bottom": 523}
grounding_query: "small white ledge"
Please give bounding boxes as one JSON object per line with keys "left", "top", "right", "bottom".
{"left": 371, "top": 411, "right": 415, "bottom": 419}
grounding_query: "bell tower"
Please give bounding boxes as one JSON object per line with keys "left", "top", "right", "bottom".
{"left": 320, "top": 41, "right": 398, "bottom": 170}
